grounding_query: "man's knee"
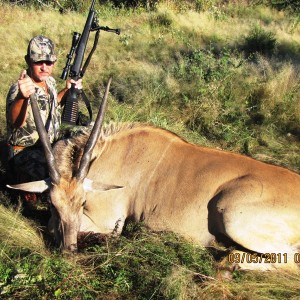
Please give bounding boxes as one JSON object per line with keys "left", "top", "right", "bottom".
{"left": 8, "top": 147, "right": 48, "bottom": 183}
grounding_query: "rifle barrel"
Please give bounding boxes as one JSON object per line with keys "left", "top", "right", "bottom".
{"left": 69, "top": 0, "right": 96, "bottom": 80}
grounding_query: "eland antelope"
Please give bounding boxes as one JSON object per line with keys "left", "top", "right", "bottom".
{"left": 8, "top": 79, "right": 300, "bottom": 271}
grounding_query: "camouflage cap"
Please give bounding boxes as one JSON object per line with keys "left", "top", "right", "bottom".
{"left": 27, "top": 35, "right": 57, "bottom": 63}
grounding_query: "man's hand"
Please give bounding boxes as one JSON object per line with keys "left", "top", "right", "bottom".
{"left": 18, "top": 70, "right": 35, "bottom": 99}
{"left": 58, "top": 78, "right": 83, "bottom": 104}
{"left": 66, "top": 78, "right": 83, "bottom": 90}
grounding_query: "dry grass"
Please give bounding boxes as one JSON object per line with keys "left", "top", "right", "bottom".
{"left": 157, "top": 268, "right": 300, "bottom": 300}
{"left": 0, "top": 201, "right": 47, "bottom": 256}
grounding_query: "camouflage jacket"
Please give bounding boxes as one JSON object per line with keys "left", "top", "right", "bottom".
{"left": 6, "top": 76, "right": 62, "bottom": 147}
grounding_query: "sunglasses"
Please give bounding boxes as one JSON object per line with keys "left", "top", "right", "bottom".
{"left": 33, "top": 61, "right": 54, "bottom": 66}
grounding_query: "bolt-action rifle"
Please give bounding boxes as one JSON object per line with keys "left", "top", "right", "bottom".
{"left": 61, "top": 0, "right": 120, "bottom": 125}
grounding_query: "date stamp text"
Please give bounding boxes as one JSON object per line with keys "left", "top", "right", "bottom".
{"left": 228, "top": 253, "right": 300, "bottom": 264}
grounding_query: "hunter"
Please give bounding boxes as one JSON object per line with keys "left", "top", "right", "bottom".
{"left": 6, "top": 35, "right": 82, "bottom": 185}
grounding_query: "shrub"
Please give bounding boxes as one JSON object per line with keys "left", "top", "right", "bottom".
{"left": 149, "top": 10, "right": 173, "bottom": 28}
{"left": 270, "top": 0, "right": 300, "bottom": 13}
{"left": 242, "top": 25, "right": 277, "bottom": 56}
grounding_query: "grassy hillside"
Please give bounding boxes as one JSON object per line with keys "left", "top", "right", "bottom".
{"left": 1, "top": 1, "right": 300, "bottom": 299}
{"left": 1, "top": 1, "right": 300, "bottom": 169}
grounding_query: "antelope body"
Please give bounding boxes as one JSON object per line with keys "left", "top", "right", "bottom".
{"left": 8, "top": 80, "right": 300, "bottom": 271}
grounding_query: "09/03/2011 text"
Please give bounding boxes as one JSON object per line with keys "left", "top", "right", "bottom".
{"left": 228, "top": 252, "right": 300, "bottom": 264}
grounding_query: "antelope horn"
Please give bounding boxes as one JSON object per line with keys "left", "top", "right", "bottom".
{"left": 30, "top": 93, "right": 61, "bottom": 184}
{"left": 76, "top": 78, "right": 112, "bottom": 181}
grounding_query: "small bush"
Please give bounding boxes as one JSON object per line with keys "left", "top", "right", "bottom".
{"left": 104, "top": 0, "right": 159, "bottom": 10}
{"left": 149, "top": 10, "right": 173, "bottom": 28}
{"left": 270, "top": 0, "right": 300, "bottom": 13}
{"left": 242, "top": 25, "right": 277, "bottom": 56}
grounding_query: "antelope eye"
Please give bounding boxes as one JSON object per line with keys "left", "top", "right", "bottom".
{"left": 82, "top": 200, "right": 87, "bottom": 207}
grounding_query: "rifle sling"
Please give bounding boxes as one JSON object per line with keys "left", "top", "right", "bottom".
{"left": 80, "top": 89, "right": 93, "bottom": 122}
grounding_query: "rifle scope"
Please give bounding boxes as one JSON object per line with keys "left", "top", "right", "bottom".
{"left": 61, "top": 32, "right": 81, "bottom": 80}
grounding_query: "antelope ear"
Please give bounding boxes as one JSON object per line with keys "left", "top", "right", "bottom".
{"left": 6, "top": 178, "right": 51, "bottom": 193}
{"left": 83, "top": 178, "right": 124, "bottom": 192}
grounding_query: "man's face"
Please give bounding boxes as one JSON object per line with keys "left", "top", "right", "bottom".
{"left": 30, "top": 60, "right": 55, "bottom": 82}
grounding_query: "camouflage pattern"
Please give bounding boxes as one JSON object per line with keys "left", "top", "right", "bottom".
{"left": 6, "top": 76, "right": 62, "bottom": 148}
{"left": 27, "top": 35, "right": 57, "bottom": 63}
{"left": 9, "top": 146, "right": 48, "bottom": 182}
